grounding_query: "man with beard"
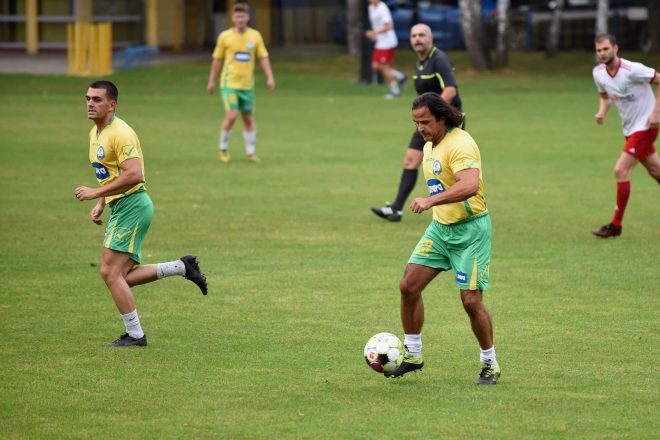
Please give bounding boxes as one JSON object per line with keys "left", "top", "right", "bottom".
{"left": 591, "top": 33, "right": 660, "bottom": 238}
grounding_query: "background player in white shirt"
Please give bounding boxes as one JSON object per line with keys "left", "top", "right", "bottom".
{"left": 365, "top": 0, "right": 406, "bottom": 99}
{"left": 591, "top": 33, "right": 660, "bottom": 238}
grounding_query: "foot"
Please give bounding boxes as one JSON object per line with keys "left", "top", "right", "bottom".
{"left": 384, "top": 92, "right": 400, "bottom": 100}
{"left": 218, "top": 150, "right": 231, "bottom": 163}
{"left": 476, "top": 363, "right": 501, "bottom": 385}
{"left": 371, "top": 203, "right": 402, "bottom": 222}
{"left": 384, "top": 352, "right": 424, "bottom": 378}
{"left": 103, "top": 333, "right": 147, "bottom": 347}
{"left": 592, "top": 223, "right": 622, "bottom": 238}
{"left": 246, "top": 154, "right": 261, "bottom": 164}
{"left": 398, "top": 74, "right": 408, "bottom": 90}
{"left": 180, "top": 255, "right": 208, "bottom": 295}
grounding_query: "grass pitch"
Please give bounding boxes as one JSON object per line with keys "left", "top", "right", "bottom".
{"left": 1, "top": 49, "right": 659, "bottom": 439}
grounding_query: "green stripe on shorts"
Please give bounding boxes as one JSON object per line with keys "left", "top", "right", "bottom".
{"left": 103, "top": 190, "right": 153, "bottom": 264}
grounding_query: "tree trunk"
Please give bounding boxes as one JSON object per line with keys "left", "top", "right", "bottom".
{"left": 459, "top": 0, "right": 491, "bottom": 70}
{"left": 595, "top": 0, "right": 609, "bottom": 35}
{"left": 496, "top": 0, "right": 510, "bottom": 67}
{"left": 346, "top": 0, "right": 362, "bottom": 56}
{"left": 545, "top": 0, "right": 565, "bottom": 57}
{"left": 648, "top": 0, "right": 660, "bottom": 53}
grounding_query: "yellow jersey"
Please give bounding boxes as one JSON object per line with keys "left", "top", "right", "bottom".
{"left": 88, "top": 115, "right": 145, "bottom": 204}
{"left": 422, "top": 127, "right": 487, "bottom": 225}
{"left": 212, "top": 27, "right": 269, "bottom": 90}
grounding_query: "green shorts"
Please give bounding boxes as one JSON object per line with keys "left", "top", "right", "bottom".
{"left": 103, "top": 190, "right": 153, "bottom": 264}
{"left": 408, "top": 213, "right": 491, "bottom": 291}
{"left": 221, "top": 87, "right": 254, "bottom": 113}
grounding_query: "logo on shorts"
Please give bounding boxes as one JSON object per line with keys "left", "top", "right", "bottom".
{"left": 96, "top": 146, "right": 105, "bottom": 160}
{"left": 234, "top": 51, "right": 251, "bottom": 62}
{"left": 427, "top": 178, "right": 445, "bottom": 195}
{"left": 432, "top": 160, "right": 442, "bottom": 175}
{"left": 456, "top": 272, "right": 467, "bottom": 283}
{"left": 92, "top": 162, "right": 109, "bottom": 180}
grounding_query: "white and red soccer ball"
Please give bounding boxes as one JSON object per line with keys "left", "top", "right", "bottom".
{"left": 364, "top": 332, "right": 404, "bottom": 373}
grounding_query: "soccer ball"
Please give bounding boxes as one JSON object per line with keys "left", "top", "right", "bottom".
{"left": 364, "top": 332, "right": 404, "bottom": 373}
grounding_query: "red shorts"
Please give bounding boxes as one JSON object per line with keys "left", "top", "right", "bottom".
{"left": 624, "top": 127, "right": 658, "bottom": 160}
{"left": 372, "top": 48, "right": 395, "bottom": 65}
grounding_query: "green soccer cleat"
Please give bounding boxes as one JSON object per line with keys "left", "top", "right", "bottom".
{"left": 384, "top": 352, "right": 424, "bottom": 378}
{"left": 476, "top": 363, "right": 501, "bottom": 385}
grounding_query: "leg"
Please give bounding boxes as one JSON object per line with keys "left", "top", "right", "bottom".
{"left": 460, "top": 289, "right": 493, "bottom": 349}
{"left": 100, "top": 248, "right": 139, "bottom": 314}
{"left": 399, "top": 263, "right": 440, "bottom": 334}
{"left": 391, "top": 148, "right": 424, "bottom": 211}
{"left": 611, "top": 152, "right": 638, "bottom": 226}
{"left": 222, "top": 108, "right": 240, "bottom": 132}
{"left": 640, "top": 152, "right": 660, "bottom": 183}
{"left": 125, "top": 264, "right": 158, "bottom": 287}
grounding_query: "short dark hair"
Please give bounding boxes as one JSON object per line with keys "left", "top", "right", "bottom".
{"left": 233, "top": 2, "right": 250, "bottom": 14}
{"left": 88, "top": 80, "right": 118, "bottom": 102}
{"left": 595, "top": 33, "right": 617, "bottom": 46}
{"left": 412, "top": 92, "right": 463, "bottom": 128}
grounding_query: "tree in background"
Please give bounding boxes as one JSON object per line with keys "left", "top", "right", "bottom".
{"left": 649, "top": 0, "right": 660, "bottom": 53}
{"left": 596, "top": 0, "right": 609, "bottom": 35}
{"left": 545, "top": 0, "right": 565, "bottom": 57}
{"left": 495, "top": 0, "right": 511, "bottom": 67}
{"left": 459, "top": 0, "right": 491, "bottom": 70}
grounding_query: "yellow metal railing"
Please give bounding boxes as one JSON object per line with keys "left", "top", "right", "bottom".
{"left": 67, "top": 22, "right": 113, "bottom": 77}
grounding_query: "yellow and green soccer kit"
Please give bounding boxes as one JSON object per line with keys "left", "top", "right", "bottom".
{"left": 409, "top": 128, "right": 491, "bottom": 291}
{"left": 88, "top": 115, "right": 152, "bottom": 263}
{"left": 212, "top": 27, "right": 268, "bottom": 90}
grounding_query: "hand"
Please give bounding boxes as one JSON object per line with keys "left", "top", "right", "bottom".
{"left": 595, "top": 113, "right": 605, "bottom": 125}
{"left": 365, "top": 30, "right": 377, "bottom": 41}
{"left": 410, "top": 197, "right": 432, "bottom": 214}
{"left": 90, "top": 204, "right": 104, "bottom": 225}
{"left": 267, "top": 78, "right": 275, "bottom": 92}
{"left": 207, "top": 82, "right": 215, "bottom": 94}
{"left": 648, "top": 112, "right": 660, "bottom": 129}
{"left": 74, "top": 186, "right": 99, "bottom": 201}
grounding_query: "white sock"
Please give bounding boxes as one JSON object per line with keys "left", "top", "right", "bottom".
{"left": 219, "top": 129, "right": 231, "bottom": 151}
{"left": 391, "top": 69, "right": 405, "bottom": 80}
{"left": 156, "top": 260, "right": 186, "bottom": 279}
{"left": 121, "top": 309, "right": 144, "bottom": 339}
{"left": 480, "top": 346, "right": 497, "bottom": 366}
{"left": 404, "top": 333, "right": 422, "bottom": 356}
{"left": 243, "top": 130, "right": 256, "bottom": 156}
{"left": 389, "top": 81, "right": 400, "bottom": 95}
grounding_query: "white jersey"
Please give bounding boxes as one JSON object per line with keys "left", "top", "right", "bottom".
{"left": 368, "top": 1, "right": 398, "bottom": 50}
{"left": 592, "top": 58, "right": 657, "bottom": 136}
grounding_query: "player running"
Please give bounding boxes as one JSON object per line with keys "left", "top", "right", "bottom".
{"left": 207, "top": 2, "right": 275, "bottom": 164}
{"left": 75, "top": 81, "right": 208, "bottom": 347}
{"left": 591, "top": 33, "right": 660, "bottom": 238}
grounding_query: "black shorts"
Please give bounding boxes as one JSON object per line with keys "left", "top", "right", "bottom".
{"left": 408, "top": 115, "right": 466, "bottom": 151}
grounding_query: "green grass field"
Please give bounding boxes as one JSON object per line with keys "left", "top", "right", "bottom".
{"left": 1, "top": 49, "right": 659, "bottom": 439}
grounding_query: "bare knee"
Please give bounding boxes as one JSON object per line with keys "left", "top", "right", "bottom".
{"left": 461, "top": 291, "right": 484, "bottom": 317}
{"left": 399, "top": 277, "right": 421, "bottom": 299}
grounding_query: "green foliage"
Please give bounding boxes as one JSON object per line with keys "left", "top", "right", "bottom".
{"left": 1, "top": 50, "right": 659, "bottom": 439}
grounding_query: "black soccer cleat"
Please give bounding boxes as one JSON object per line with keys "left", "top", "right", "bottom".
{"left": 371, "top": 203, "right": 403, "bottom": 222}
{"left": 476, "top": 363, "right": 501, "bottom": 385}
{"left": 592, "top": 223, "right": 622, "bottom": 238}
{"left": 384, "top": 353, "right": 424, "bottom": 378}
{"left": 103, "top": 333, "right": 147, "bottom": 347}
{"left": 181, "top": 255, "right": 208, "bottom": 295}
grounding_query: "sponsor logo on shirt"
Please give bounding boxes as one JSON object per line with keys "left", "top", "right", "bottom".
{"left": 92, "top": 162, "right": 109, "bottom": 180}
{"left": 456, "top": 272, "right": 467, "bottom": 283}
{"left": 234, "top": 51, "right": 251, "bottom": 62}
{"left": 427, "top": 178, "right": 445, "bottom": 195}
{"left": 432, "top": 160, "right": 442, "bottom": 175}
{"left": 96, "top": 146, "right": 105, "bottom": 160}
{"left": 247, "top": 41, "right": 255, "bottom": 49}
